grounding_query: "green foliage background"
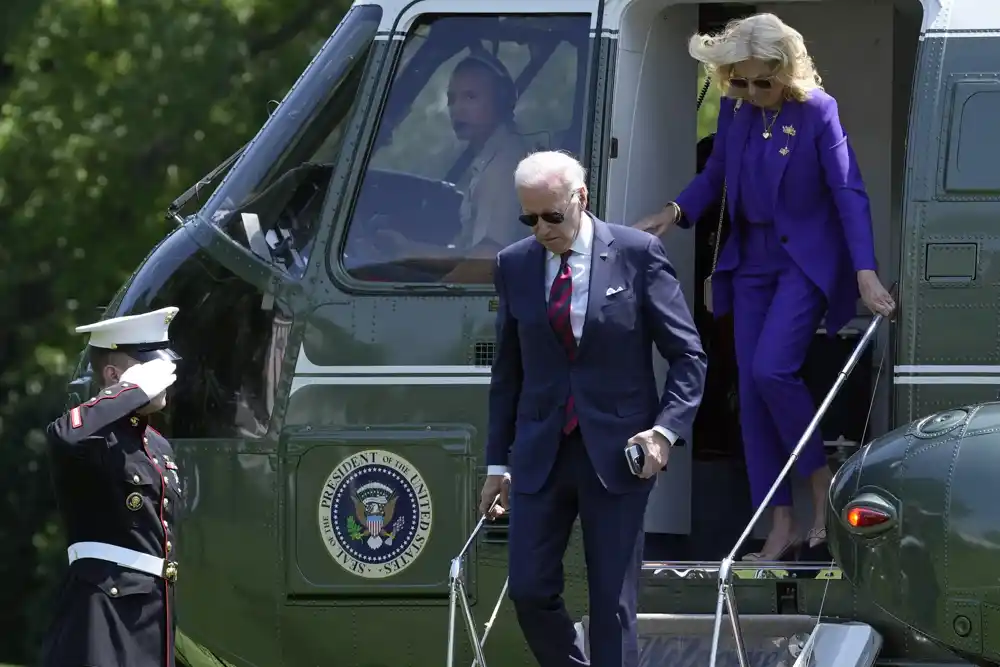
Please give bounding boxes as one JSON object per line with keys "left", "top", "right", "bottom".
{"left": 0, "top": 1, "right": 723, "bottom": 660}
{"left": 0, "top": 0, "right": 351, "bottom": 662}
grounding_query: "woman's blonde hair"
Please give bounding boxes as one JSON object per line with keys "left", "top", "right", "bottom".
{"left": 688, "top": 13, "right": 822, "bottom": 102}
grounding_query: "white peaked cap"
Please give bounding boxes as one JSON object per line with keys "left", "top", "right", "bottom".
{"left": 75, "top": 306, "right": 180, "bottom": 350}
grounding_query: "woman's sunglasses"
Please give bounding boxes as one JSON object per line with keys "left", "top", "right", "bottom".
{"left": 728, "top": 76, "right": 775, "bottom": 91}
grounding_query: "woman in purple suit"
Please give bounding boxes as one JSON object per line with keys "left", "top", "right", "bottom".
{"left": 637, "top": 13, "right": 895, "bottom": 561}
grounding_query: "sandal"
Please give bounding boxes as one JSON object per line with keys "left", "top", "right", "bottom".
{"left": 806, "top": 527, "right": 827, "bottom": 549}
{"left": 742, "top": 538, "right": 802, "bottom": 562}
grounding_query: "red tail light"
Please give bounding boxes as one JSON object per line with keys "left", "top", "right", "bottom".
{"left": 846, "top": 506, "right": 890, "bottom": 528}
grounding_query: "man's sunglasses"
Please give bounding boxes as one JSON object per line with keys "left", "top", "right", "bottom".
{"left": 519, "top": 191, "right": 580, "bottom": 227}
{"left": 728, "top": 76, "right": 775, "bottom": 91}
{"left": 519, "top": 211, "right": 566, "bottom": 227}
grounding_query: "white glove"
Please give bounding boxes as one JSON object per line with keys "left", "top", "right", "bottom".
{"left": 120, "top": 359, "right": 177, "bottom": 400}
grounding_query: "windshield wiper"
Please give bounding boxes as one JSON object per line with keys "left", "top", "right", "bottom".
{"left": 165, "top": 141, "right": 250, "bottom": 225}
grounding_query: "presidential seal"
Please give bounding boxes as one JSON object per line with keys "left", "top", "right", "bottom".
{"left": 317, "top": 449, "right": 433, "bottom": 579}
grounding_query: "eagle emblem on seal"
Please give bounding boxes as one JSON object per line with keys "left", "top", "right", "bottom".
{"left": 347, "top": 482, "right": 405, "bottom": 550}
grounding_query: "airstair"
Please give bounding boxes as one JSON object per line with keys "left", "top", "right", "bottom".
{"left": 445, "top": 310, "right": 890, "bottom": 667}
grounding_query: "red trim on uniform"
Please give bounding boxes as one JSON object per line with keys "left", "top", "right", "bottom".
{"left": 141, "top": 434, "right": 172, "bottom": 665}
{"left": 69, "top": 407, "right": 82, "bottom": 429}
{"left": 147, "top": 425, "right": 163, "bottom": 437}
{"left": 84, "top": 384, "right": 139, "bottom": 407}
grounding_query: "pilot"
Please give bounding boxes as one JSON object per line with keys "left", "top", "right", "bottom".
{"left": 377, "top": 50, "right": 531, "bottom": 281}
{"left": 39, "top": 306, "right": 184, "bottom": 667}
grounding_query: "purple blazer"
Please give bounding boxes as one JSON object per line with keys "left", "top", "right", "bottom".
{"left": 674, "top": 89, "right": 878, "bottom": 335}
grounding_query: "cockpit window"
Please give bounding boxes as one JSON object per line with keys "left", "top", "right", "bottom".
{"left": 336, "top": 14, "right": 592, "bottom": 286}
{"left": 197, "top": 5, "right": 382, "bottom": 279}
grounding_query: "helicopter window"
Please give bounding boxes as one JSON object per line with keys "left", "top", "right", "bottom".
{"left": 106, "top": 228, "right": 290, "bottom": 439}
{"left": 337, "top": 14, "right": 592, "bottom": 286}
{"left": 197, "top": 4, "right": 382, "bottom": 279}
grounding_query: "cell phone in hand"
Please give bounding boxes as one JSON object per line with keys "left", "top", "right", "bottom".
{"left": 625, "top": 442, "right": 645, "bottom": 477}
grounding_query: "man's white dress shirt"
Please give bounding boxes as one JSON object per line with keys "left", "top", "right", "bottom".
{"left": 488, "top": 214, "right": 677, "bottom": 477}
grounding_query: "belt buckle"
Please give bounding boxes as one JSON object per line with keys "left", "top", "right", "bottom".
{"left": 162, "top": 561, "right": 179, "bottom": 583}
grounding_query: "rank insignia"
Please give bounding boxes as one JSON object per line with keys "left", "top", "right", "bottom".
{"left": 126, "top": 492, "right": 143, "bottom": 511}
{"left": 130, "top": 416, "right": 139, "bottom": 427}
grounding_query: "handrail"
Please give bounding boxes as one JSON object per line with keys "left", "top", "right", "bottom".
{"left": 446, "top": 495, "right": 508, "bottom": 667}
{"left": 707, "top": 310, "right": 887, "bottom": 667}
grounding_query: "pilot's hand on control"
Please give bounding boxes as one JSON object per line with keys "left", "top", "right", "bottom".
{"left": 120, "top": 359, "right": 177, "bottom": 401}
{"left": 629, "top": 429, "right": 670, "bottom": 479}
{"left": 479, "top": 473, "right": 511, "bottom": 520}
{"left": 857, "top": 270, "right": 896, "bottom": 319}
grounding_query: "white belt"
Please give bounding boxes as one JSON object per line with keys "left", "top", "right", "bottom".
{"left": 67, "top": 541, "right": 177, "bottom": 582}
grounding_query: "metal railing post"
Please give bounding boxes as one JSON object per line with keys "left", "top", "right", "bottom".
{"left": 707, "top": 311, "right": 886, "bottom": 667}
{"left": 445, "top": 495, "right": 507, "bottom": 667}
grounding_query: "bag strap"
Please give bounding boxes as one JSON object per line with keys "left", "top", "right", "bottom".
{"left": 709, "top": 99, "right": 742, "bottom": 274}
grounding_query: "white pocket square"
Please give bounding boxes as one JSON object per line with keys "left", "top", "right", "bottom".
{"left": 606, "top": 286, "right": 625, "bottom": 296}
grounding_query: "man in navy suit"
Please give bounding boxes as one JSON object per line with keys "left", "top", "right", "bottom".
{"left": 480, "top": 151, "right": 707, "bottom": 666}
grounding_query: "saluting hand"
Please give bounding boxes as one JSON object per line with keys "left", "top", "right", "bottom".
{"left": 120, "top": 359, "right": 177, "bottom": 401}
{"left": 857, "top": 270, "right": 896, "bottom": 319}
{"left": 628, "top": 429, "right": 671, "bottom": 479}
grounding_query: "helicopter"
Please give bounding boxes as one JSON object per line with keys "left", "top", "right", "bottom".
{"left": 60, "top": 0, "right": 1000, "bottom": 664}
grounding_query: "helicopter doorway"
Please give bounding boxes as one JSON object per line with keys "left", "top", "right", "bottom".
{"left": 603, "top": 0, "right": 922, "bottom": 560}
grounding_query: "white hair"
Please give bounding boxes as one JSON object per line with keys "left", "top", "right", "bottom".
{"left": 688, "top": 13, "right": 821, "bottom": 102}
{"left": 513, "top": 150, "right": 587, "bottom": 194}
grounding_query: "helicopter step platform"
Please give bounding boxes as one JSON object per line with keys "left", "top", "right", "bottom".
{"left": 576, "top": 614, "right": 883, "bottom": 667}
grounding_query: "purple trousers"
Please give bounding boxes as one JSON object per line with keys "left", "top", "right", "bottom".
{"left": 731, "top": 224, "right": 828, "bottom": 508}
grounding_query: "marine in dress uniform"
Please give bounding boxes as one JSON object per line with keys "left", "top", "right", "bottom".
{"left": 40, "top": 306, "right": 184, "bottom": 667}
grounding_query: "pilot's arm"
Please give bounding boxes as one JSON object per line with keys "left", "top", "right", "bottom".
{"left": 47, "top": 382, "right": 149, "bottom": 447}
{"left": 470, "top": 151, "right": 532, "bottom": 251}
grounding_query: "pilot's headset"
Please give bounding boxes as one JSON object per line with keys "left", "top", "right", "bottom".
{"left": 454, "top": 48, "right": 519, "bottom": 122}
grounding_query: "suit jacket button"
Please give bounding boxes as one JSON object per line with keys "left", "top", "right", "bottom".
{"left": 779, "top": 235, "right": 788, "bottom": 243}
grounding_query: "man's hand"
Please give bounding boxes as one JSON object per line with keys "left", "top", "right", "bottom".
{"left": 479, "top": 473, "right": 511, "bottom": 519}
{"left": 628, "top": 429, "right": 671, "bottom": 479}
{"left": 120, "top": 359, "right": 177, "bottom": 401}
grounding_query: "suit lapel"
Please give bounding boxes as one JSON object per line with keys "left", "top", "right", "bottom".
{"left": 767, "top": 100, "right": 800, "bottom": 207}
{"left": 726, "top": 102, "right": 752, "bottom": 220}
{"left": 577, "top": 217, "right": 614, "bottom": 358}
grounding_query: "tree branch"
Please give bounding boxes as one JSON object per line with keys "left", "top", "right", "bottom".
{"left": 247, "top": 0, "right": 331, "bottom": 59}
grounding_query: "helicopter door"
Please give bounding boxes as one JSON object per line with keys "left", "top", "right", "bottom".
{"left": 894, "top": 0, "right": 1000, "bottom": 420}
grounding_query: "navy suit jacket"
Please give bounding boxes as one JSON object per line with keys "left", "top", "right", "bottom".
{"left": 486, "top": 216, "right": 707, "bottom": 495}
{"left": 675, "top": 90, "right": 878, "bottom": 335}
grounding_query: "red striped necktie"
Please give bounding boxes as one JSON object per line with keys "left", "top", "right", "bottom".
{"left": 548, "top": 250, "right": 578, "bottom": 434}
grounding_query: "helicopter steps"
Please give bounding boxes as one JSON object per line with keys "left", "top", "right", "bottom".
{"left": 575, "top": 614, "right": 883, "bottom": 667}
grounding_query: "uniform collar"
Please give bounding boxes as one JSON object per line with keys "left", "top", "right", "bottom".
{"left": 128, "top": 413, "right": 149, "bottom": 431}
{"left": 473, "top": 124, "right": 515, "bottom": 168}
{"left": 547, "top": 211, "right": 594, "bottom": 260}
